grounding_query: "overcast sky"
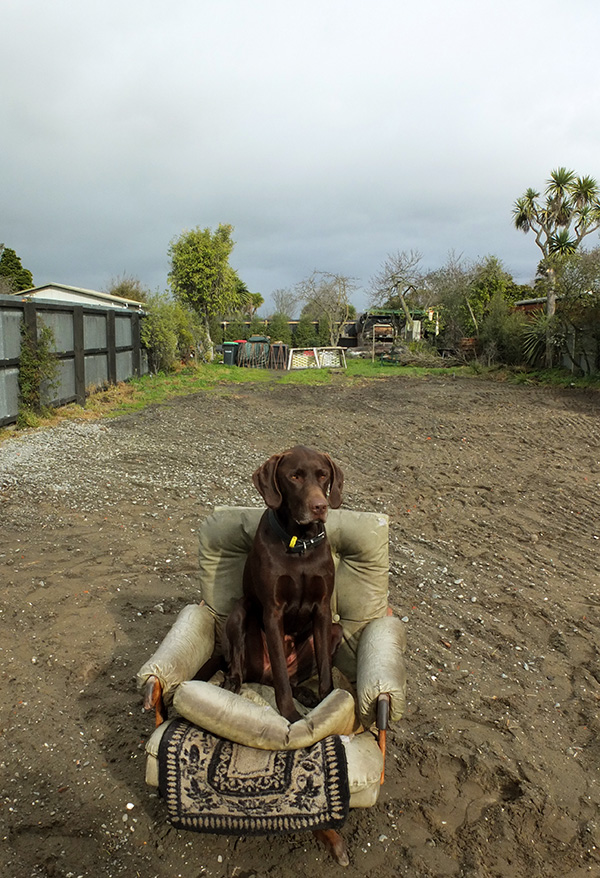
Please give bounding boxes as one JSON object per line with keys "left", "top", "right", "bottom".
{"left": 3, "top": 0, "right": 600, "bottom": 313}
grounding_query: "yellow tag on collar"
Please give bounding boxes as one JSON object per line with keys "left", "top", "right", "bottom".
{"left": 289, "top": 536, "right": 298, "bottom": 548}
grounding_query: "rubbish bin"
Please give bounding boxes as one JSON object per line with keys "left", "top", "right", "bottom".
{"left": 223, "top": 342, "right": 239, "bottom": 366}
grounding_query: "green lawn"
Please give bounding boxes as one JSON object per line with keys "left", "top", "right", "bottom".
{"left": 2, "top": 358, "right": 597, "bottom": 442}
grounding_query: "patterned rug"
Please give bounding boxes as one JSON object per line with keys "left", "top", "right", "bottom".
{"left": 158, "top": 719, "right": 349, "bottom": 835}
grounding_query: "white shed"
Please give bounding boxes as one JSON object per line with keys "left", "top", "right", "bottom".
{"left": 13, "top": 283, "right": 145, "bottom": 311}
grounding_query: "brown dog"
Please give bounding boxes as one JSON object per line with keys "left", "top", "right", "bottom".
{"left": 223, "top": 445, "right": 344, "bottom": 722}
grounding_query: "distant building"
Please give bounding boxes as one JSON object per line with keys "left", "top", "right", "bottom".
{"left": 12, "top": 283, "right": 144, "bottom": 311}
{"left": 514, "top": 297, "right": 546, "bottom": 314}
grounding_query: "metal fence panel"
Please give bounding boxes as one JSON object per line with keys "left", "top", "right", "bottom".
{"left": 84, "top": 353, "right": 109, "bottom": 389}
{"left": 0, "top": 296, "right": 146, "bottom": 426}
{"left": 116, "top": 350, "right": 133, "bottom": 382}
{"left": 84, "top": 313, "right": 107, "bottom": 349}
{"left": 115, "top": 315, "right": 132, "bottom": 347}
{"left": 42, "top": 358, "right": 76, "bottom": 405}
{"left": 0, "top": 367, "right": 19, "bottom": 422}
{"left": 0, "top": 309, "right": 22, "bottom": 360}
{"left": 38, "top": 309, "right": 74, "bottom": 352}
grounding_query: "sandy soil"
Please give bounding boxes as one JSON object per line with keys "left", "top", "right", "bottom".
{"left": 1, "top": 373, "right": 599, "bottom": 878}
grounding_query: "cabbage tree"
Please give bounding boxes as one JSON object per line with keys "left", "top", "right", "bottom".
{"left": 513, "top": 168, "right": 600, "bottom": 365}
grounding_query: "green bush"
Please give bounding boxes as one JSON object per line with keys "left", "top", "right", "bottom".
{"left": 140, "top": 295, "right": 178, "bottom": 373}
{"left": 18, "top": 319, "right": 59, "bottom": 421}
{"left": 479, "top": 294, "right": 527, "bottom": 365}
{"left": 266, "top": 312, "right": 292, "bottom": 345}
{"left": 293, "top": 315, "right": 318, "bottom": 347}
{"left": 141, "top": 293, "right": 206, "bottom": 372}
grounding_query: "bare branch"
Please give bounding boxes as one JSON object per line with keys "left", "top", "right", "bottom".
{"left": 369, "top": 250, "right": 423, "bottom": 307}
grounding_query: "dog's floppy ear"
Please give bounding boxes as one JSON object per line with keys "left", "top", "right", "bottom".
{"left": 252, "top": 453, "right": 284, "bottom": 508}
{"left": 325, "top": 454, "right": 344, "bottom": 509}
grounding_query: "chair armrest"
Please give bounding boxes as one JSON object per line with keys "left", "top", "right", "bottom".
{"left": 356, "top": 615, "right": 407, "bottom": 727}
{"left": 136, "top": 603, "right": 216, "bottom": 704}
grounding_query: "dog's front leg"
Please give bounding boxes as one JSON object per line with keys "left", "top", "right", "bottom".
{"left": 313, "top": 599, "right": 334, "bottom": 702}
{"left": 222, "top": 599, "right": 247, "bottom": 693}
{"left": 263, "top": 609, "right": 301, "bottom": 723}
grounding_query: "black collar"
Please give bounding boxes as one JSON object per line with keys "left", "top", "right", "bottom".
{"left": 268, "top": 509, "right": 327, "bottom": 554}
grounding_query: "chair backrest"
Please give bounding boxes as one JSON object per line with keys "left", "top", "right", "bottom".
{"left": 197, "top": 506, "right": 390, "bottom": 679}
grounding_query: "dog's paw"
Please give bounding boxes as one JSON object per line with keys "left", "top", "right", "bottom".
{"left": 293, "top": 685, "right": 319, "bottom": 709}
{"left": 221, "top": 674, "right": 241, "bottom": 693}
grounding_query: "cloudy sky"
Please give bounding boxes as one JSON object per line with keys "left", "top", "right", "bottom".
{"left": 3, "top": 0, "right": 600, "bottom": 312}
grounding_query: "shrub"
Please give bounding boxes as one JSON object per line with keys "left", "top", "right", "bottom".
{"left": 266, "top": 312, "right": 292, "bottom": 345}
{"left": 18, "top": 319, "right": 59, "bottom": 420}
{"left": 172, "top": 302, "right": 206, "bottom": 362}
{"left": 223, "top": 319, "right": 248, "bottom": 341}
{"left": 479, "top": 294, "right": 527, "bottom": 365}
{"left": 293, "top": 315, "right": 318, "bottom": 347}
{"left": 140, "top": 295, "right": 178, "bottom": 373}
{"left": 141, "top": 294, "right": 207, "bottom": 372}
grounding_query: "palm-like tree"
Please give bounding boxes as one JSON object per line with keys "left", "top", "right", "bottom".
{"left": 513, "top": 168, "right": 600, "bottom": 261}
{"left": 512, "top": 168, "right": 600, "bottom": 366}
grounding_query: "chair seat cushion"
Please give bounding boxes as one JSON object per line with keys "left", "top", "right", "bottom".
{"left": 145, "top": 720, "right": 384, "bottom": 809}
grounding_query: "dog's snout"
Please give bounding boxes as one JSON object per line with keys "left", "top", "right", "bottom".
{"left": 311, "top": 498, "right": 328, "bottom": 518}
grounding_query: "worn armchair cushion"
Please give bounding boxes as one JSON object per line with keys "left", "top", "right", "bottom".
{"left": 197, "top": 506, "right": 391, "bottom": 680}
{"left": 357, "top": 615, "right": 407, "bottom": 725}
{"left": 173, "top": 680, "right": 357, "bottom": 750}
{"left": 137, "top": 603, "right": 215, "bottom": 703}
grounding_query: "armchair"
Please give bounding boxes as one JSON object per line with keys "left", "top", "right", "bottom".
{"left": 138, "top": 507, "right": 406, "bottom": 864}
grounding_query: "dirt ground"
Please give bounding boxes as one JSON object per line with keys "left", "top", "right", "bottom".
{"left": 1, "top": 373, "right": 599, "bottom": 878}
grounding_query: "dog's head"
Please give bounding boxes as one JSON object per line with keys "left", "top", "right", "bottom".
{"left": 252, "top": 446, "right": 344, "bottom": 524}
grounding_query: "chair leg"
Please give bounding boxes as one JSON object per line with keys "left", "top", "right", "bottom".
{"left": 314, "top": 828, "right": 349, "bottom": 866}
{"left": 143, "top": 675, "right": 168, "bottom": 727}
{"left": 377, "top": 693, "right": 390, "bottom": 784}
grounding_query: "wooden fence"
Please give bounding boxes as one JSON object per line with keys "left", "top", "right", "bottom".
{"left": 0, "top": 295, "right": 146, "bottom": 426}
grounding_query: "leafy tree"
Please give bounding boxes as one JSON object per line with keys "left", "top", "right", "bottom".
{"left": 466, "top": 256, "right": 526, "bottom": 332}
{"left": 104, "top": 273, "right": 148, "bottom": 303}
{"left": 0, "top": 245, "right": 34, "bottom": 292}
{"left": 558, "top": 246, "right": 600, "bottom": 301}
{"left": 172, "top": 302, "right": 206, "bottom": 362}
{"left": 208, "top": 314, "right": 225, "bottom": 344}
{"left": 168, "top": 224, "right": 249, "bottom": 358}
{"left": 267, "top": 312, "right": 292, "bottom": 345}
{"left": 247, "top": 315, "right": 266, "bottom": 336}
{"left": 424, "top": 252, "right": 476, "bottom": 348}
{"left": 549, "top": 247, "right": 600, "bottom": 373}
{"left": 317, "top": 316, "right": 332, "bottom": 346}
{"left": 426, "top": 253, "right": 528, "bottom": 352}
{"left": 296, "top": 271, "right": 356, "bottom": 346}
{"left": 513, "top": 167, "right": 600, "bottom": 365}
{"left": 140, "top": 294, "right": 178, "bottom": 373}
{"left": 247, "top": 292, "right": 264, "bottom": 317}
{"left": 293, "top": 314, "right": 318, "bottom": 347}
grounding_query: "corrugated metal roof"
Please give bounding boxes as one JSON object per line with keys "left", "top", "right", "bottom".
{"left": 14, "top": 283, "right": 145, "bottom": 309}
{"left": 514, "top": 297, "right": 546, "bottom": 306}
